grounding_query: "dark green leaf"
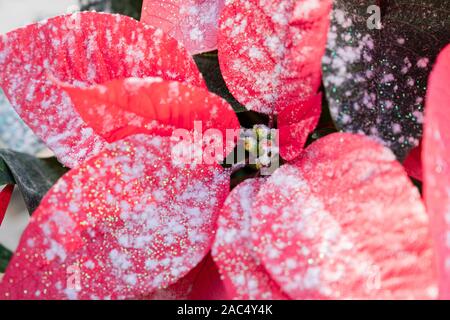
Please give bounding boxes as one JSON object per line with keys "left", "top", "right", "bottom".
{"left": 322, "top": 0, "right": 450, "bottom": 160}
{"left": 0, "top": 244, "right": 12, "bottom": 273}
{"left": 0, "top": 158, "right": 14, "bottom": 186}
{"left": 80, "top": 0, "right": 144, "bottom": 20}
{"left": 111, "top": 0, "right": 143, "bottom": 20}
{"left": 0, "top": 150, "right": 69, "bottom": 214}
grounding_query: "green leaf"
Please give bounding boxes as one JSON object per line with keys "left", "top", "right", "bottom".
{"left": 0, "top": 158, "right": 14, "bottom": 186}
{"left": 0, "top": 244, "right": 12, "bottom": 273}
{"left": 0, "top": 150, "right": 69, "bottom": 214}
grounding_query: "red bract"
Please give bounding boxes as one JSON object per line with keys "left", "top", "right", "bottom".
{"left": 144, "top": 254, "right": 229, "bottom": 300}
{"left": 0, "top": 135, "right": 230, "bottom": 300}
{"left": 404, "top": 144, "right": 423, "bottom": 181}
{"left": 218, "top": 0, "right": 331, "bottom": 114}
{"left": 423, "top": 45, "right": 450, "bottom": 299}
{"left": 212, "top": 178, "right": 288, "bottom": 299}
{"left": 278, "top": 94, "right": 322, "bottom": 161}
{"left": 62, "top": 77, "right": 240, "bottom": 161}
{"left": 251, "top": 133, "right": 436, "bottom": 299}
{"left": 0, "top": 12, "right": 204, "bottom": 168}
{"left": 141, "top": 0, "right": 225, "bottom": 55}
{"left": 0, "top": 185, "right": 14, "bottom": 226}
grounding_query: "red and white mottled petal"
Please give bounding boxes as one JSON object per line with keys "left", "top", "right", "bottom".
{"left": 62, "top": 77, "right": 240, "bottom": 162}
{"left": 278, "top": 94, "right": 322, "bottom": 161}
{"left": 213, "top": 178, "right": 288, "bottom": 300}
{"left": 0, "top": 135, "right": 228, "bottom": 300}
{"left": 252, "top": 133, "right": 436, "bottom": 299}
{"left": 141, "top": 0, "right": 225, "bottom": 55}
{"left": 0, "top": 12, "right": 204, "bottom": 167}
{"left": 423, "top": 45, "right": 450, "bottom": 299}
{"left": 218, "top": 0, "right": 331, "bottom": 114}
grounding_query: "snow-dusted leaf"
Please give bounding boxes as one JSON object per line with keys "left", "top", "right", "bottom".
{"left": 141, "top": 0, "right": 225, "bottom": 55}
{"left": 218, "top": 0, "right": 332, "bottom": 114}
{"left": 0, "top": 150, "right": 68, "bottom": 214}
{"left": 423, "top": 45, "right": 450, "bottom": 299}
{"left": 252, "top": 133, "right": 436, "bottom": 299}
{"left": 213, "top": 178, "right": 288, "bottom": 300}
{"left": 0, "top": 135, "right": 229, "bottom": 300}
{"left": 322, "top": 0, "right": 450, "bottom": 159}
{"left": 0, "top": 12, "right": 204, "bottom": 168}
{"left": 0, "top": 90, "right": 45, "bottom": 155}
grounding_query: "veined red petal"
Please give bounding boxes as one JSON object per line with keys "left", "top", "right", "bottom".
{"left": 278, "top": 94, "right": 322, "bottom": 161}
{"left": 0, "top": 135, "right": 228, "bottom": 300}
{"left": 213, "top": 178, "right": 288, "bottom": 300}
{"left": 252, "top": 133, "right": 436, "bottom": 299}
{"left": 218, "top": 0, "right": 331, "bottom": 114}
{"left": 423, "top": 45, "right": 450, "bottom": 299}
{"left": 141, "top": 0, "right": 225, "bottom": 55}
{"left": 0, "top": 12, "right": 204, "bottom": 167}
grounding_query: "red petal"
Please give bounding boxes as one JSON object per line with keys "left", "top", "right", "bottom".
{"left": 62, "top": 77, "right": 240, "bottom": 162}
{"left": 252, "top": 133, "right": 436, "bottom": 299}
{"left": 278, "top": 94, "right": 322, "bottom": 161}
{"left": 0, "top": 12, "right": 204, "bottom": 168}
{"left": 403, "top": 143, "right": 422, "bottom": 181}
{"left": 213, "top": 178, "right": 288, "bottom": 299}
{"left": 0, "top": 135, "right": 229, "bottom": 300}
{"left": 0, "top": 185, "right": 14, "bottom": 226}
{"left": 423, "top": 45, "right": 450, "bottom": 299}
{"left": 141, "top": 0, "right": 225, "bottom": 55}
{"left": 218, "top": 0, "right": 331, "bottom": 114}
{"left": 188, "top": 253, "right": 229, "bottom": 300}
{"left": 144, "top": 253, "right": 229, "bottom": 300}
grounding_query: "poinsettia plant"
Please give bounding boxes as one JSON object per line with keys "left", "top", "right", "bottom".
{"left": 0, "top": 0, "right": 449, "bottom": 300}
